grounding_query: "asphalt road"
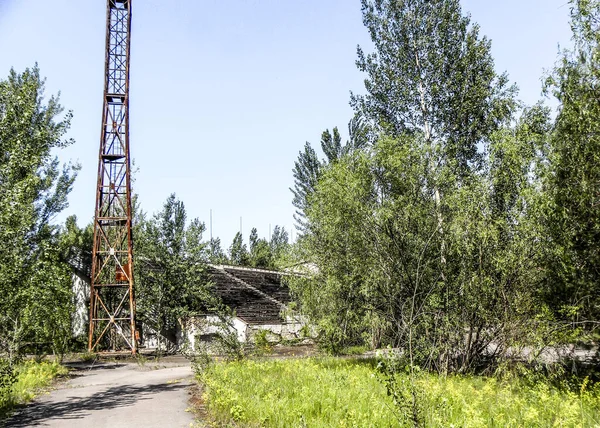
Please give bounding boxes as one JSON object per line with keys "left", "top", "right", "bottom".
{"left": 4, "top": 358, "right": 196, "bottom": 428}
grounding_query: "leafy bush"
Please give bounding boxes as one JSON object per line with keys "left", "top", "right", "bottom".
{"left": 341, "top": 345, "right": 369, "bottom": 356}
{"left": 213, "top": 327, "right": 247, "bottom": 361}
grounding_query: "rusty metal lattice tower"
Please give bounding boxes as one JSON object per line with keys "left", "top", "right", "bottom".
{"left": 88, "top": 0, "right": 136, "bottom": 353}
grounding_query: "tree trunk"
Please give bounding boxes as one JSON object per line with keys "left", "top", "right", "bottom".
{"left": 415, "top": 45, "right": 448, "bottom": 373}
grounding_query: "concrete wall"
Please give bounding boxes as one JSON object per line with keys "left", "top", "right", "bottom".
{"left": 246, "top": 318, "right": 306, "bottom": 342}
{"left": 181, "top": 315, "right": 308, "bottom": 352}
{"left": 72, "top": 273, "right": 89, "bottom": 337}
{"left": 179, "top": 316, "right": 247, "bottom": 352}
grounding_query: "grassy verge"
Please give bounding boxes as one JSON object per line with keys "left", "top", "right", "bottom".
{"left": 0, "top": 360, "right": 68, "bottom": 418}
{"left": 197, "top": 357, "right": 600, "bottom": 427}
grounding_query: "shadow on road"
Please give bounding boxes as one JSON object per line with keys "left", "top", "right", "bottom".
{"left": 64, "top": 362, "right": 127, "bottom": 371}
{"left": 5, "top": 382, "right": 188, "bottom": 427}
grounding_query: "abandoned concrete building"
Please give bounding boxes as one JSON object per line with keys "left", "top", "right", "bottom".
{"left": 178, "top": 265, "right": 305, "bottom": 351}
{"left": 71, "top": 259, "right": 305, "bottom": 351}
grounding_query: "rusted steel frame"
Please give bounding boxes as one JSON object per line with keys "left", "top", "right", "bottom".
{"left": 124, "top": 0, "right": 136, "bottom": 352}
{"left": 90, "top": 288, "right": 131, "bottom": 349}
{"left": 89, "top": 0, "right": 136, "bottom": 353}
{"left": 88, "top": 0, "right": 112, "bottom": 353}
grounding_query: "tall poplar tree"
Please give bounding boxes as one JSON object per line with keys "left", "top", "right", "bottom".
{"left": 0, "top": 66, "right": 78, "bottom": 362}
{"left": 351, "top": 0, "right": 516, "bottom": 177}
{"left": 544, "top": 0, "right": 600, "bottom": 322}
{"left": 228, "top": 232, "right": 249, "bottom": 266}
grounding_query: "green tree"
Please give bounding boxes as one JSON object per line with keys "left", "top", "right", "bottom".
{"left": 208, "top": 237, "right": 228, "bottom": 264}
{"left": 543, "top": 0, "right": 600, "bottom": 325}
{"left": 0, "top": 66, "right": 78, "bottom": 362}
{"left": 228, "top": 232, "right": 249, "bottom": 266}
{"left": 249, "top": 227, "right": 259, "bottom": 253}
{"left": 61, "top": 215, "right": 94, "bottom": 278}
{"left": 352, "top": 0, "right": 516, "bottom": 177}
{"left": 442, "top": 106, "right": 553, "bottom": 370}
{"left": 59, "top": 215, "right": 94, "bottom": 344}
{"left": 291, "top": 121, "right": 369, "bottom": 232}
{"left": 351, "top": 0, "right": 516, "bottom": 364}
{"left": 299, "top": 110, "right": 550, "bottom": 367}
{"left": 269, "top": 225, "right": 289, "bottom": 264}
{"left": 248, "top": 227, "right": 273, "bottom": 269}
{"left": 292, "top": 0, "right": 558, "bottom": 373}
{"left": 291, "top": 142, "right": 320, "bottom": 232}
{"left": 135, "top": 194, "right": 215, "bottom": 350}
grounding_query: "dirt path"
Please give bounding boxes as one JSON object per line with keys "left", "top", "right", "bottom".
{"left": 5, "top": 358, "right": 197, "bottom": 428}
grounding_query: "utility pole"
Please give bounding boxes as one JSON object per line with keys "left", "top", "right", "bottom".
{"left": 88, "top": 0, "right": 136, "bottom": 353}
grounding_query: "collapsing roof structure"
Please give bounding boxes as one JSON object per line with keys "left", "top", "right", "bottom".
{"left": 208, "top": 264, "right": 294, "bottom": 325}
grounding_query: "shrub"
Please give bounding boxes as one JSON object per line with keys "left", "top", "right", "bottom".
{"left": 253, "top": 330, "right": 273, "bottom": 355}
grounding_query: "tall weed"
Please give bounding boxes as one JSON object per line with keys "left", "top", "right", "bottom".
{"left": 0, "top": 360, "right": 67, "bottom": 418}
{"left": 198, "top": 357, "right": 600, "bottom": 427}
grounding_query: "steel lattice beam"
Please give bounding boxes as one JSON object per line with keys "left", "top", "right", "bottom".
{"left": 88, "top": 0, "right": 136, "bottom": 353}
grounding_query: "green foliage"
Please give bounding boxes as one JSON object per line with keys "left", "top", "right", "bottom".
{"left": 210, "top": 316, "right": 249, "bottom": 361}
{"left": 249, "top": 227, "right": 273, "bottom": 268}
{"left": 0, "top": 66, "right": 78, "bottom": 362}
{"left": 290, "top": 142, "right": 321, "bottom": 232}
{"left": 208, "top": 237, "right": 228, "bottom": 264}
{"left": 296, "top": 110, "right": 556, "bottom": 368}
{"left": 252, "top": 330, "right": 273, "bottom": 355}
{"left": 225, "top": 225, "right": 290, "bottom": 269}
{"left": 340, "top": 345, "right": 369, "bottom": 356}
{"left": 228, "top": 231, "right": 249, "bottom": 266}
{"left": 542, "top": 0, "right": 600, "bottom": 325}
{"left": 79, "top": 352, "right": 98, "bottom": 363}
{"left": 376, "top": 354, "right": 425, "bottom": 427}
{"left": 198, "top": 357, "right": 600, "bottom": 427}
{"left": 135, "top": 194, "right": 216, "bottom": 351}
{"left": 288, "top": 0, "right": 568, "bottom": 374}
{"left": 0, "top": 359, "right": 17, "bottom": 415}
{"left": 352, "top": 0, "right": 517, "bottom": 178}
{"left": 0, "top": 360, "right": 67, "bottom": 418}
{"left": 269, "top": 225, "right": 289, "bottom": 265}
{"left": 291, "top": 121, "right": 370, "bottom": 232}
{"left": 199, "top": 358, "right": 397, "bottom": 426}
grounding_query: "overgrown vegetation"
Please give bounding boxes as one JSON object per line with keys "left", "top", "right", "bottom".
{"left": 132, "top": 193, "right": 294, "bottom": 353}
{"left": 0, "top": 65, "right": 79, "bottom": 364}
{"left": 134, "top": 194, "right": 217, "bottom": 353}
{"left": 0, "top": 361, "right": 67, "bottom": 418}
{"left": 198, "top": 357, "right": 600, "bottom": 427}
{"left": 1, "top": 0, "right": 599, "bottom": 424}
{"left": 224, "top": 225, "right": 291, "bottom": 270}
{"left": 289, "top": 0, "right": 600, "bottom": 376}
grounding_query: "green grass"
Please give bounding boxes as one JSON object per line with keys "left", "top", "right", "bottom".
{"left": 0, "top": 361, "right": 68, "bottom": 417}
{"left": 197, "top": 357, "right": 600, "bottom": 427}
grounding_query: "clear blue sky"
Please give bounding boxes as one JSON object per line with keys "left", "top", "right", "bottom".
{"left": 0, "top": 0, "right": 572, "bottom": 248}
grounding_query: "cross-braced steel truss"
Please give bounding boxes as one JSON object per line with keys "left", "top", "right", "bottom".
{"left": 88, "top": 0, "right": 136, "bottom": 353}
